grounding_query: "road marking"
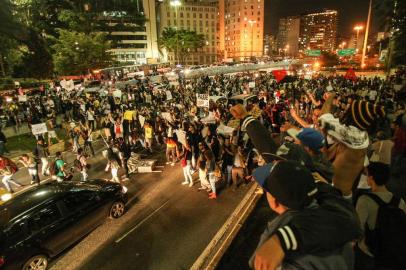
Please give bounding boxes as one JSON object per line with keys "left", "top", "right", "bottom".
{"left": 115, "top": 199, "right": 170, "bottom": 243}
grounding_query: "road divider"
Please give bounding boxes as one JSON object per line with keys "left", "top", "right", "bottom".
{"left": 191, "top": 183, "right": 261, "bottom": 270}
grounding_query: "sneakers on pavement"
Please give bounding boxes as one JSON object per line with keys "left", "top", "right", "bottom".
{"left": 181, "top": 181, "right": 189, "bottom": 185}
{"left": 188, "top": 182, "right": 194, "bottom": 187}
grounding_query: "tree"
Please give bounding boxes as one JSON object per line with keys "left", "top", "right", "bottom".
{"left": 52, "top": 29, "right": 112, "bottom": 75}
{"left": 376, "top": 0, "right": 406, "bottom": 67}
{"left": 320, "top": 51, "right": 339, "bottom": 67}
{"left": 159, "top": 27, "right": 206, "bottom": 64}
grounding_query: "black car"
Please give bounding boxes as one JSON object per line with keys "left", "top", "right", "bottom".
{"left": 0, "top": 179, "right": 127, "bottom": 270}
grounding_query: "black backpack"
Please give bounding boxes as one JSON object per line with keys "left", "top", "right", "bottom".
{"left": 364, "top": 193, "right": 406, "bottom": 268}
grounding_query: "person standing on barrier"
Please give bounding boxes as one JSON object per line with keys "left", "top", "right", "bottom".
{"left": 33, "top": 138, "right": 50, "bottom": 176}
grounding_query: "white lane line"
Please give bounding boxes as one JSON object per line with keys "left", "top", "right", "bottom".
{"left": 115, "top": 199, "right": 170, "bottom": 243}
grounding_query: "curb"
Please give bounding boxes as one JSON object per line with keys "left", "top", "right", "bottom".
{"left": 191, "top": 183, "right": 261, "bottom": 270}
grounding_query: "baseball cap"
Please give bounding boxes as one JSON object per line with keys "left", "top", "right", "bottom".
{"left": 287, "top": 128, "right": 325, "bottom": 152}
{"left": 253, "top": 161, "right": 317, "bottom": 210}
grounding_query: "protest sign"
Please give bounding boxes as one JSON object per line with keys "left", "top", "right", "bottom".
{"left": 217, "top": 124, "right": 235, "bottom": 136}
{"left": 138, "top": 115, "right": 146, "bottom": 127}
{"left": 175, "top": 129, "right": 187, "bottom": 146}
{"left": 249, "top": 82, "right": 255, "bottom": 88}
{"left": 196, "top": 93, "right": 209, "bottom": 108}
{"left": 166, "top": 90, "right": 173, "bottom": 100}
{"left": 161, "top": 112, "right": 173, "bottom": 123}
{"left": 113, "top": 89, "right": 122, "bottom": 99}
{"left": 31, "top": 123, "right": 48, "bottom": 135}
{"left": 18, "top": 95, "right": 27, "bottom": 102}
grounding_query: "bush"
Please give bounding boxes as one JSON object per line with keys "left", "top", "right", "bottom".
{"left": 0, "top": 78, "right": 50, "bottom": 90}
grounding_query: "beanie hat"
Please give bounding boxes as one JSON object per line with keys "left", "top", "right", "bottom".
{"left": 349, "top": 100, "right": 385, "bottom": 130}
{"left": 253, "top": 161, "right": 317, "bottom": 210}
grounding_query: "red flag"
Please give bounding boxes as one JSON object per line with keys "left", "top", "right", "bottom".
{"left": 272, "top": 70, "right": 287, "bottom": 83}
{"left": 345, "top": 68, "right": 357, "bottom": 81}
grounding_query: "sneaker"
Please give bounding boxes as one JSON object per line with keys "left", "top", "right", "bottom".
{"left": 166, "top": 161, "right": 171, "bottom": 165}
{"left": 188, "top": 182, "right": 194, "bottom": 187}
{"left": 181, "top": 181, "right": 188, "bottom": 185}
{"left": 209, "top": 192, "right": 217, "bottom": 199}
{"left": 171, "top": 162, "right": 175, "bottom": 166}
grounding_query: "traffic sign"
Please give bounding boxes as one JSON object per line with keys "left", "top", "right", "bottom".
{"left": 337, "top": 48, "right": 356, "bottom": 56}
{"left": 305, "top": 49, "right": 321, "bottom": 56}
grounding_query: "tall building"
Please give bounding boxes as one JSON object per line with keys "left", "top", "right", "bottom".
{"left": 276, "top": 18, "right": 287, "bottom": 51}
{"left": 264, "top": 34, "right": 277, "bottom": 56}
{"left": 157, "top": 0, "right": 218, "bottom": 65}
{"left": 299, "top": 10, "right": 338, "bottom": 52}
{"left": 103, "top": 0, "right": 160, "bottom": 65}
{"left": 219, "top": 0, "right": 265, "bottom": 60}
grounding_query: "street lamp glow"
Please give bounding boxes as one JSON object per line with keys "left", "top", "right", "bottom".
{"left": 353, "top": 25, "right": 363, "bottom": 31}
{"left": 170, "top": 0, "right": 181, "bottom": 7}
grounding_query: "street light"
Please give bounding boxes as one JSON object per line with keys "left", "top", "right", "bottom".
{"left": 170, "top": 0, "right": 181, "bottom": 65}
{"left": 248, "top": 20, "right": 256, "bottom": 59}
{"left": 353, "top": 25, "right": 363, "bottom": 51}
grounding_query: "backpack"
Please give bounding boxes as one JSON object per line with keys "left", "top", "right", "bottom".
{"left": 73, "top": 157, "right": 83, "bottom": 171}
{"left": 48, "top": 159, "right": 60, "bottom": 176}
{"left": 364, "top": 193, "right": 406, "bottom": 268}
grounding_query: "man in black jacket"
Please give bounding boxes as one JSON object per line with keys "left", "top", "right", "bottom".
{"left": 230, "top": 104, "right": 361, "bottom": 270}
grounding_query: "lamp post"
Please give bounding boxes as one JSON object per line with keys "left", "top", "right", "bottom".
{"left": 361, "top": 0, "right": 372, "bottom": 69}
{"left": 170, "top": 0, "right": 181, "bottom": 66}
{"left": 248, "top": 20, "right": 256, "bottom": 59}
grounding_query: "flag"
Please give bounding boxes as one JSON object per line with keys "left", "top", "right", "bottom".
{"left": 272, "top": 70, "right": 287, "bottom": 83}
{"left": 345, "top": 68, "right": 357, "bottom": 81}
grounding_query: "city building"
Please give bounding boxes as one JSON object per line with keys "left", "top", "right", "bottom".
{"left": 219, "top": 0, "right": 265, "bottom": 61}
{"left": 285, "top": 16, "right": 300, "bottom": 56}
{"left": 103, "top": 0, "right": 160, "bottom": 65}
{"left": 276, "top": 18, "right": 287, "bottom": 52}
{"left": 263, "top": 34, "right": 277, "bottom": 56}
{"left": 157, "top": 0, "right": 218, "bottom": 65}
{"left": 299, "top": 10, "right": 338, "bottom": 52}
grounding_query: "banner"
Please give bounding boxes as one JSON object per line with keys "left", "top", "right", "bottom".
{"left": 138, "top": 115, "right": 146, "bottom": 127}
{"left": 196, "top": 93, "right": 209, "bottom": 108}
{"left": 345, "top": 68, "right": 357, "bottom": 81}
{"left": 166, "top": 90, "right": 173, "bottom": 100}
{"left": 175, "top": 129, "right": 187, "bottom": 146}
{"left": 31, "top": 123, "right": 48, "bottom": 135}
{"left": 18, "top": 95, "right": 27, "bottom": 102}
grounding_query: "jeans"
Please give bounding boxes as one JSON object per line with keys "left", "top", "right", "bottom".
{"left": 80, "top": 169, "right": 88, "bottom": 181}
{"left": 2, "top": 174, "right": 21, "bottom": 193}
{"left": 226, "top": 165, "right": 233, "bottom": 185}
{"left": 28, "top": 167, "right": 39, "bottom": 184}
{"left": 208, "top": 172, "right": 216, "bottom": 194}
{"left": 182, "top": 163, "right": 193, "bottom": 184}
{"left": 41, "top": 157, "right": 49, "bottom": 175}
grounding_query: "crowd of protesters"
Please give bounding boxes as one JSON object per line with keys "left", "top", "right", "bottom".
{"left": 0, "top": 66, "right": 406, "bottom": 269}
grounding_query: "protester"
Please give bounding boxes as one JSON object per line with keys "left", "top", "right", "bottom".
{"left": 18, "top": 154, "right": 39, "bottom": 185}
{"left": 33, "top": 138, "right": 49, "bottom": 176}
{"left": 0, "top": 155, "right": 21, "bottom": 193}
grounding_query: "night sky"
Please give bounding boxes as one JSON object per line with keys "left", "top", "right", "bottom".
{"left": 264, "top": 0, "right": 382, "bottom": 38}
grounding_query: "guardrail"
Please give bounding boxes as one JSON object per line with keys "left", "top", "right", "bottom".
{"left": 184, "top": 61, "right": 297, "bottom": 78}
{"left": 191, "top": 183, "right": 262, "bottom": 270}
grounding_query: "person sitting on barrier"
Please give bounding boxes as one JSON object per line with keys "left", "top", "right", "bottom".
{"left": 230, "top": 104, "right": 361, "bottom": 270}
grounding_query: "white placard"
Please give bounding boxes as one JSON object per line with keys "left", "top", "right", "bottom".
{"left": 18, "top": 95, "right": 27, "bottom": 102}
{"left": 394, "top": 84, "right": 402, "bottom": 91}
{"left": 31, "top": 123, "right": 48, "bottom": 135}
{"left": 161, "top": 112, "right": 173, "bottom": 123}
{"left": 217, "top": 124, "right": 235, "bottom": 136}
{"left": 249, "top": 82, "right": 255, "bottom": 88}
{"left": 175, "top": 129, "right": 187, "bottom": 146}
{"left": 166, "top": 90, "right": 173, "bottom": 100}
{"left": 326, "top": 85, "right": 333, "bottom": 92}
{"left": 169, "top": 81, "right": 179, "bottom": 86}
{"left": 138, "top": 115, "right": 146, "bottom": 127}
{"left": 80, "top": 104, "right": 86, "bottom": 111}
{"left": 196, "top": 93, "right": 209, "bottom": 108}
{"left": 113, "top": 89, "right": 122, "bottom": 99}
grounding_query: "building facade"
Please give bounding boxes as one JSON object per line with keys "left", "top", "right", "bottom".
{"left": 299, "top": 10, "right": 338, "bottom": 52}
{"left": 263, "top": 34, "right": 277, "bottom": 56}
{"left": 103, "top": 0, "right": 159, "bottom": 65}
{"left": 157, "top": 0, "right": 218, "bottom": 65}
{"left": 219, "top": 0, "right": 265, "bottom": 61}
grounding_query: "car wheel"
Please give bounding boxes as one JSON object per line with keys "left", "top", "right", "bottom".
{"left": 22, "top": 255, "right": 48, "bottom": 270}
{"left": 110, "top": 201, "right": 125, "bottom": 218}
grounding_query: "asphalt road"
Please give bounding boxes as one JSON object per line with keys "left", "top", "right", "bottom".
{"left": 40, "top": 148, "right": 252, "bottom": 270}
